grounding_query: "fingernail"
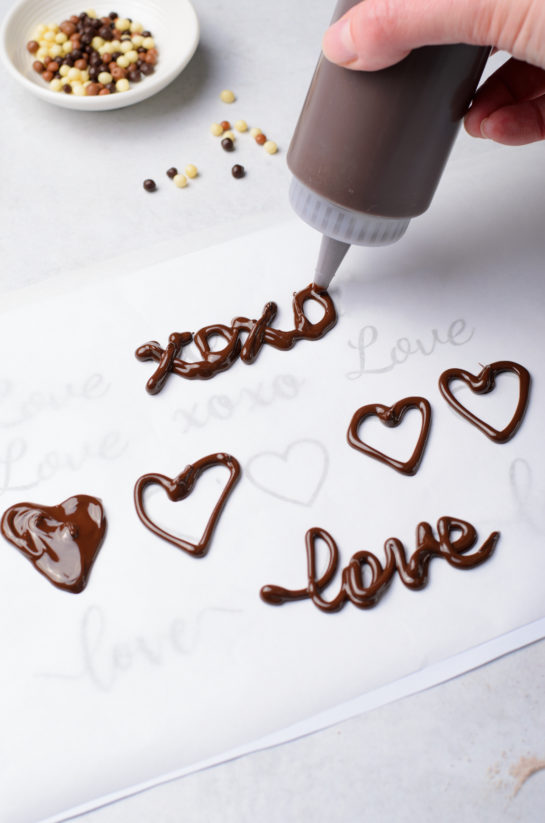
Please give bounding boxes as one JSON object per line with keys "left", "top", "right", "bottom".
{"left": 480, "top": 118, "right": 491, "bottom": 138}
{"left": 323, "top": 18, "right": 357, "bottom": 65}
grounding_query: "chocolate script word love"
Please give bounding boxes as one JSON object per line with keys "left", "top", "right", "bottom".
{"left": 261, "top": 516, "right": 499, "bottom": 612}
{"left": 135, "top": 284, "right": 337, "bottom": 394}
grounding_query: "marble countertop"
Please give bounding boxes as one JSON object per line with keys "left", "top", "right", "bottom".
{"left": 1, "top": 0, "right": 544, "bottom": 820}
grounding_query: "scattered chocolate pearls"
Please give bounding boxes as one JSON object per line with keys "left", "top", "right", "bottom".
{"left": 173, "top": 174, "right": 188, "bottom": 188}
{"left": 143, "top": 178, "right": 156, "bottom": 192}
{"left": 27, "top": 10, "right": 159, "bottom": 97}
{"left": 185, "top": 164, "right": 198, "bottom": 179}
{"left": 231, "top": 164, "right": 245, "bottom": 179}
{"left": 220, "top": 89, "right": 235, "bottom": 103}
{"left": 221, "top": 137, "right": 235, "bottom": 152}
{"left": 166, "top": 167, "right": 178, "bottom": 179}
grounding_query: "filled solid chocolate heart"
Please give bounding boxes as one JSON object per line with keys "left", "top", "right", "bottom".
{"left": 1, "top": 495, "right": 106, "bottom": 593}
{"left": 438, "top": 360, "right": 531, "bottom": 443}
{"left": 347, "top": 397, "right": 432, "bottom": 475}
{"left": 134, "top": 453, "right": 241, "bottom": 556}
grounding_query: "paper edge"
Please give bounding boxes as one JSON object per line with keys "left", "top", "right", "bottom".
{"left": 39, "top": 616, "right": 545, "bottom": 823}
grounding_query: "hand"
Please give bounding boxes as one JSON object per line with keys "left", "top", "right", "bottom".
{"left": 322, "top": 0, "right": 545, "bottom": 145}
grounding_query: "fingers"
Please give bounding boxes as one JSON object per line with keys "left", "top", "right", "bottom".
{"left": 322, "top": 0, "right": 545, "bottom": 71}
{"left": 464, "top": 58, "right": 545, "bottom": 143}
{"left": 468, "top": 96, "right": 545, "bottom": 145}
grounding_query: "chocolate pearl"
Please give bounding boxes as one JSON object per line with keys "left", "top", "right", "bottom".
{"left": 88, "top": 67, "right": 99, "bottom": 80}
{"left": 63, "top": 84, "right": 72, "bottom": 94}
{"left": 221, "top": 137, "right": 235, "bottom": 152}
{"left": 141, "top": 30, "right": 151, "bottom": 37}
{"left": 231, "top": 164, "right": 245, "bottom": 179}
{"left": 92, "top": 18, "right": 102, "bottom": 29}
{"left": 140, "top": 63, "right": 154, "bottom": 75}
{"left": 70, "top": 14, "right": 79, "bottom": 24}
{"left": 111, "top": 51, "right": 121, "bottom": 60}
{"left": 143, "top": 179, "right": 157, "bottom": 192}
{"left": 71, "top": 49, "right": 83, "bottom": 59}
{"left": 99, "top": 26, "right": 113, "bottom": 40}
{"left": 48, "top": 61, "right": 59, "bottom": 73}
{"left": 220, "top": 120, "right": 231, "bottom": 131}
{"left": 64, "top": 56, "right": 75, "bottom": 67}
{"left": 137, "top": 47, "right": 146, "bottom": 53}
{"left": 255, "top": 133, "right": 267, "bottom": 145}
{"left": 60, "top": 21, "right": 76, "bottom": 36}
{"left": 54, "top": 71, "right": 61, "bottom": 79}
{"left": 26, "top": 40, "right": 39, "bottom": 54}
{"left": 75, "top": 58, "right": 87, "bottom": 70}
{"left": 42, "top": 70, "right": 53, "bottom": 82}
{"left": 144, "top": 52, "right": 157, "bottom": 65}
{"left": 81, "top": 33, "right": 92, "bottom": 45}
{"left": 32, "top": 60, "right": 44, "bottom": 73}
{"left": 79, "top": 12, "right": 88, "bottom": 19}
{"left": 85, "top": 82, "right": 100, "bottom": 95}
{"left": 98, "top": 88, "right": 110, "bottom": 95}
{"left": 128, "top": 69, "right": 141, "bottom": 82}
{"left": 102, "top": 53, "right": 112, "bottom": 64}
{"left": 110, "top": 65, "right": 126, "bottom": 80}
{"left": 109, "top": 11, "right": 118, "bottom": 19}
{"left": 106, "top": 82, "right": 116, "bottom": 93}
{"left": 166, "top": 167, "right": 178, "bottom": 178}
{"left": 43, "top": 56, "right": 51, "bottom": 65}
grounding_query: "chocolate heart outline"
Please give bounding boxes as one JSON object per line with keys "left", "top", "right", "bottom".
{"left": 347, "top": 396, "right": 432, "bottom": 476}
{"left": 0, "top": 495, "right": 106, "bottom": 594}
{"left": 134, "top": 452, "right": 241, "bottom": 556}
{"left": 438, "top": 360, "right": 531, "bottom": 443}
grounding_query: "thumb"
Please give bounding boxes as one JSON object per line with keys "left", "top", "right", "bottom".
{"left": 322, "top": 0, "right": 545, "bottom": 71}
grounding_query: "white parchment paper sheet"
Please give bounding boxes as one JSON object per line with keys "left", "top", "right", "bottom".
{"left": 0, "top": 204, "right": 544, "bottom": 822}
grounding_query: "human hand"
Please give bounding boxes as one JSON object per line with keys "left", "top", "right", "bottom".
{"left": 322, "top": 0, "right": 545, "bottom": 145}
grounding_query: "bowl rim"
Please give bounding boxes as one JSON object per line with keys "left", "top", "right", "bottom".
{"left": 0, "top": 0, "right": 200, "bottom": 110}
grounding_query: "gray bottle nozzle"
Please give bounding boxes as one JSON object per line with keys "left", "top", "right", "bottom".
{"left": 289, "top": 177, "right": 410, "bottom": 287}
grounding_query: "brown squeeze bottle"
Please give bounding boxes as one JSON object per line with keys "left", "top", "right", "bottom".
{"left": 287, "top": 0, "right": 490, "bottom": 287}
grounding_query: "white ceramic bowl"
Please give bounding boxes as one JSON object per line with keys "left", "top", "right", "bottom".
{"left": 1, "top": 0, "right": 199, "bottom": 110}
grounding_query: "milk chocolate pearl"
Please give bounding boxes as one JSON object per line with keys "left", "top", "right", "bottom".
{"left": 75, "top": 58, "right": 88, "bottom": 70}
{"left": 99, "top": 88, "right": 110, "bottom": 95}
{"left": 32, "top": 60, "right": 44, "bottom": 73}
{"left": 111, "top": 65, "right": 126, "bottom": 80}
{"left": 60, "top": 21, "right": 76, "bottom": 36}
{"left": 85, "top": 82, "right": 101, "bottom": 95}
{"left": 48, "top": 61, "right": 59, "bottom": 73}
{"left": 143, "top": 179, "right": 157, "bottom": 192}
{"left": 220, "top": 120, "right": 231, "bottom": 131}
{"left": 255, "top": 133, "right": 267, "bottom": 145}
{"left": 231, "top": 164, "right": 245, "bottom": 178}
{"left": 26, "top": 40, "right": 39, "bottom": 54}
{"left": 42, "top": 70, "right": 54, "bottom": 82}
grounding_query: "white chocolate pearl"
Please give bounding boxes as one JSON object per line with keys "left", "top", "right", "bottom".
{"left": 48, "top": 44, "right": 62, "bottom": 57}
{"left": 125, "top": 50, "right": 138, "bottom": 63}
{"left": 55, "top": 32, "right": 67, "bottom": 43}
{"left": 43, "top": 30, "right": 55, "bottom": 41}
{"left": 116, "top": 78, "right": 130, "bottom": 92}
{"left": 92, "top": 36, "right": 104, "bottom": 50}
{"left": 210, "top": 122, "right": 223, "bottom": 136}
{"left": 264, "top": 140, "right": 278, "bottom": 154}
{"left": 35, "top": 24, "right": 46, "bottom": 36}
{"left": 249, "top": 127, "right": 262, "bottom": 138}
{"left": 131, "top": 34, "right": 144, "bottom": 47}
{"left": 36, "top": 47, "right": 48, "bottom": 60}
{"left": 235, "top": 119, "right": 248, "bottom": 132}
{"left": 116, "top": 55, "right": 130, "bottom": 68}
{"left": 49, "top": 78, "right": 62, "bottom": 91}
{"left": 80, "top": 70, "right": 89, "bottom": 83}
{"left": 130, "top": 21, "right": 143, "bottom": 33}
{"left": 120, "top": 40, "right": 133, "bottom": 53}
{"left": 59, "top": 64, "right": 70, "bottom": 76}
{"left": 67, "top": 67, "right": 81, "bottom": 81}
{"left": 46, "top": 22, "right": 58, "bottom": 31}
{"left": 111, "top": 40, "right": 121, "bottom": 50}
{"left": 220, "top": 89, "right": 235, "bottom": 103}
{"left": 116, "top": 18, "right": 131, "bottom": 31}
{"left": 62, "top": 40, "right": 72, "bottom": 54}
{"left": 86, "top": 9, "right": 97, "bottom": 18}
{"left": 73, "top": 83, "right": 86, "bottom": 96}
{"left": 173, "top": 174, "right": 188, "bottom": 188}
{"left": 223, "top": 130, "right": 235, "bottom": 141}
{"left": 185, "top": 164, "right": 198, "bottom": 178}
{"left": 142, "top": 36, "right": 155, "bottom": 50}
{"left": 98, "top": 71, "right": 113, "bottom": 85}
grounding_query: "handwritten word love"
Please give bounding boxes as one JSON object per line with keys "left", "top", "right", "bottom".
{"left": 135, "top": 284, "right": 337, "bottom": 394}
{"left": 261, "top": 517, "right": 499, "bottom": 612}
{"left": 346, "top": 319, "right": 474, "bottom": 380}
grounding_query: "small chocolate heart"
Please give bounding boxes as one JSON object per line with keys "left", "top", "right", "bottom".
{"left": 347, "top": 397, "right": 432, "bottom": 475}
{"left": 438, "top": 360, "right": 531, "bottom": 443}
{"left": 1, "top": 495, "right": 106, "bottom": 593}
{"left": 134, "top": 453, "right": 241, "bottom": 556}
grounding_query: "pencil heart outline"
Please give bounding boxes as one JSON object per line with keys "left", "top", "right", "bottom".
{"left": 438, "top": 360, "right": 531, "bottom": 443}
{"left": 347, "top": 397, "right": 432, "bottom": 476}
{"left": 134, "top": 453, "right": 241, "bottom": 556}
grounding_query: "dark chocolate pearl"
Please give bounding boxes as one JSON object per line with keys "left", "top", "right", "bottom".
{"left": 140, "top": 63, "right": 154, "bottom": 75}
{"left": 128, "top": 69, "right": 141, "bottom": 82}
{"left": 88, "top": 68, "right": 99, "bottom": 80}
{"left": 166, "top": 167, "right": 178, "bottom": 179}
{"left": 98, "top": 26, "right": 113, "bottom": 40}
{"left": 111, "top": 51, "right": 121, "bottom": 60}
{"left": 63, "top": 84, "right": 72, "bottom": 93}
{"left": 81, "top": 33, "right": 92, "bottom": 45}
{"left": 71, "top": 49, "right": 83, "bottom": 59}
{"left": 141, "top": 30, "right": 151, "bottom": 37}
{"left": 137, "top": 47, "right": 146, "bottom": 53}
{"left": 109, "top": 11, "right": 118, "bottom": 19}
{"left": 107, "top": 82, "right": 116, "bottom": 93}
{"left": 231, "top": 164, "right": 245, "bottom": 179}
{"left": 64, "top": 55, "right": 75, "bottom": 67}
{"left": 143, "top": 179, "right": 157, "bottom": 192}
{"left": 79, "top": 12, "right": 88, "bottom": 19}
{"left": 221, "top": 137, "right": 235, "bottom": 152}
